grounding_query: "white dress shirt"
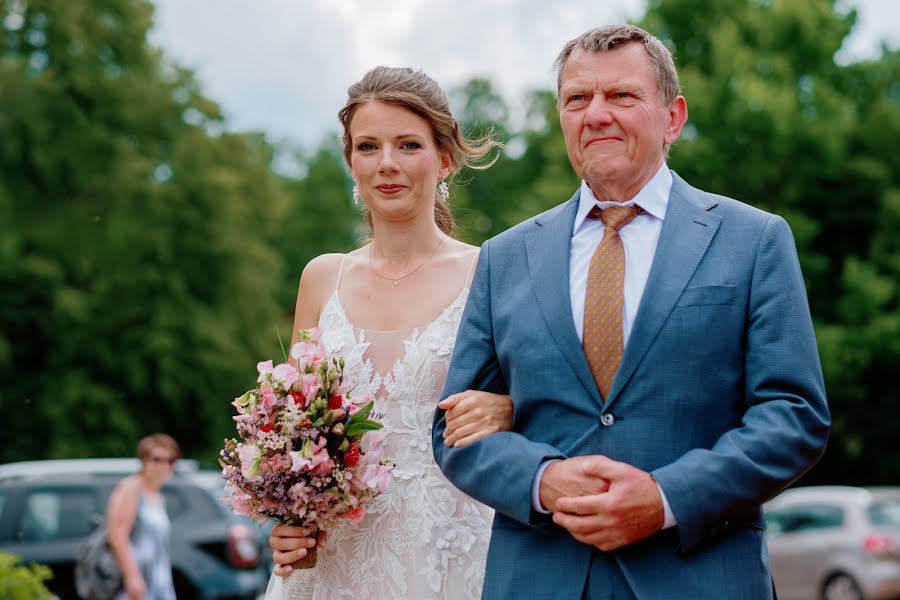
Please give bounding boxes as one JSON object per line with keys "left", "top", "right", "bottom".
{"left": 531, "top": 163, "right": 676, "bottom": 529}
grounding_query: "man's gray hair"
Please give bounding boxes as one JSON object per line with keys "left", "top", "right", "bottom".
{"left": 553, "top": 25, "right": 681, "bottom": 106}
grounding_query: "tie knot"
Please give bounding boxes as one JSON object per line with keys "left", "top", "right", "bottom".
{"left": 590, "top": 204, "right": 644, "bottom": 231}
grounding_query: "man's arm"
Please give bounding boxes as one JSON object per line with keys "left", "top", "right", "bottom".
{"left": 432, "top": 239, "right": 566, "bottom": 526}
{"left": 652, "top": 214, "right": 830, "bottom": 552}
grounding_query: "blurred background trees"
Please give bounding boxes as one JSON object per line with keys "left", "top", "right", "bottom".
{"left": 1, "top": 0, "right": 897, "bottom": 485}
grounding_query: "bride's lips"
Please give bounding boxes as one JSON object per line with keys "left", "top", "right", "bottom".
{"left": 375, "top": 184, "right": 407, "bottom": 194}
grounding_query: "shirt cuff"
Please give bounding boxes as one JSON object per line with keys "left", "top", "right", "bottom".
{"left": 531, "top": 459, "right": 559, "bottom": 514}
{"left": 658, "top": 481, "right": 676, "bottom": 529}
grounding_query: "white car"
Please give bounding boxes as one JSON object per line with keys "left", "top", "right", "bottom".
{"left": 765, "top": 486, "right": 900, "bottom": 600}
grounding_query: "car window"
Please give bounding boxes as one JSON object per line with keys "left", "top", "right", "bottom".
{"left": 772, "top": 504, "right": 844, "bottom": 534}
{"left": 19, "top": 489, "right": 97, "bottom": 541}
{"left": 185, "top": 473, "right": 237, "bottom": 519}
{"left": 869, "top": 501, "right": 900, "bottom": 527}
{"left": 765, "top": 510, "right": 788, "bottom": 535}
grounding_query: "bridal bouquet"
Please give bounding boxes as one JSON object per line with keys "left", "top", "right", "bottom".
{"left": 220, "top": 327, "right": 392, "bottom": 567}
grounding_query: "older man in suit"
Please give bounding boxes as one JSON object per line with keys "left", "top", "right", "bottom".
{"left": 433, "top": 24, "right": 829, "bottom": 599}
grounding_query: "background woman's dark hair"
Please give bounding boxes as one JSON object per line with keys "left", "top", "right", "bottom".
{"left": 338, "top": 66, "right": 502, "bottom": 237}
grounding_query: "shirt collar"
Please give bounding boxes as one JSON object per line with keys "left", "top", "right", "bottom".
{"left": 572, "top": 162, "right": 673, "bottom": 235}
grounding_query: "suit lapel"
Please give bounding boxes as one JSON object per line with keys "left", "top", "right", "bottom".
{"left": 525, "top": 191, "right": 604, "bottom": 407}
{"left": 603, "top": 173, "right": 722, "bottom": 410}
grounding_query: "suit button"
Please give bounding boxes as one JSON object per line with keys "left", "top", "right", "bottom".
{"left": 600, "top": 413, "right": 615, "bottom": 427}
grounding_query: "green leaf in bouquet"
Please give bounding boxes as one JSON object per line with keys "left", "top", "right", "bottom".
{"left": 234, "top": 391, "right": 256, "bottom": 408}
{"left": 325, "top": 487, "right": 348, "bottom": 501}
{"left": 277, "top": 327, "right": 288, "bottom": 362}
{"left": 348, "top": 400, "right": 376, "bottom": 424}
{"left": 300, "top": 438, "right": 313, "bottom": 458}
{"left": 345, "top": 421, "right": 383, "bottom": 438}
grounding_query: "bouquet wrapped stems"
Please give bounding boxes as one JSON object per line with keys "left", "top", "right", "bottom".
{"left": 293, "top": 527, "right": 320, "bottom": 569}
{"left": 296, "top": 546, "right": 317, "bottom": 568}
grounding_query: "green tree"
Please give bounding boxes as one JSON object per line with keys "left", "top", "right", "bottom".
{"left": 273, "top": 138, "right": 360, "bottom": 314}
{"left": 0, "top": 0, "right": 290, "bottom": 461}
{"left": 450, "top": 83, "right": 579, "bottom": 244}
{"left": 638, "top": 0, "right": 900, "bottom": 483}
{"left": 449, "top": 78, "right": 515, "bottom": 242}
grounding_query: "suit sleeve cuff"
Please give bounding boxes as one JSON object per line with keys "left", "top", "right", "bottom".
{"left": 532, "top": 459, "right": 559, "bottom": 514}
{"left": 658, "top": 481, "right": 677, "bottom": 529}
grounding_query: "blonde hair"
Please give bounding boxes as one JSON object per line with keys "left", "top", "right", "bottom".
{"left": 338, "top": 67, "right": 502, "bottom": 237}
{"left": 553, "top": 25, "right": 681, "bottom": 106}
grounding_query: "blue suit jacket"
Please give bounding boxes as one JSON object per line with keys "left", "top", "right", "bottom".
{"left": 432, "top": 173, "right": 830, "bottom": 599}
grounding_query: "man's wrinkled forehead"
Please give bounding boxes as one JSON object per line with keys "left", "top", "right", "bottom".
{"left": 558, "top": 45, "right": 656, "bottom": 97}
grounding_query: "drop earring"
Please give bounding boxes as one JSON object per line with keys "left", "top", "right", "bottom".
{"left": 438, "top": 180, "right": 449, "bottom": 203}
{"left": 352, "top": 184, "right": 360, "bottom": 206}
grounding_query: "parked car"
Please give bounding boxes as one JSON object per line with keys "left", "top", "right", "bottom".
{"left": 765, "top": 486, "right": 900, "bottom": 600}
{"left": 0, "top": 459, "right": 271, "bottom": 599}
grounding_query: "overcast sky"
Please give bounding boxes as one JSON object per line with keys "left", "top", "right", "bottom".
{"left": 149, "top": 0, "right": 899, "bottom": 153}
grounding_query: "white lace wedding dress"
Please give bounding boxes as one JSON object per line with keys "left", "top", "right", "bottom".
{"left": 265, "top": 267, "right": 493, "bottom": 600}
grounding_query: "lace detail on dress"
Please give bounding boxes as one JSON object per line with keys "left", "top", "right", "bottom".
{"left": 275, "top": 287, "right": 493, "bottom": 600}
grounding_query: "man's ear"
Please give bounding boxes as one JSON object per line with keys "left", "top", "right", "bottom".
{"left": 664, "top": 96, "right": 688, "bottom": 146}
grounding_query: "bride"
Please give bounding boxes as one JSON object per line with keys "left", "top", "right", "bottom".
{"left": 264, "top": 66, "right": 512, "bottom": 600}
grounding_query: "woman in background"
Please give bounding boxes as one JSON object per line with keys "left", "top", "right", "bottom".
{"left": 106, "top": 433, "right": 181, "bottom": 600}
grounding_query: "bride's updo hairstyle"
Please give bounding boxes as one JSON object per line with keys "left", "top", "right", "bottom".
{"left": 338, "top": 66, "right": 502, "bottom": 237}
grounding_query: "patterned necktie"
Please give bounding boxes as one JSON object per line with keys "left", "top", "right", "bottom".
{"left": 583, "top": 204, "right": 644, "bottom": 400}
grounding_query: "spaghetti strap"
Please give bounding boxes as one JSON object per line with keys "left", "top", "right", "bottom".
{"left": 464, "top": 249, "right": 480, "bottom": 287}
{"left": 334, "top": 254, "right": 348, "bottom": 292}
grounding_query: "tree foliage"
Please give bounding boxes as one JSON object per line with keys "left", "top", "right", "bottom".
{"left": 638, "top": 0, "right": 900, "bottom": 484}
{"left": 0, "top": 0, "right": 292, "bottom": 460}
